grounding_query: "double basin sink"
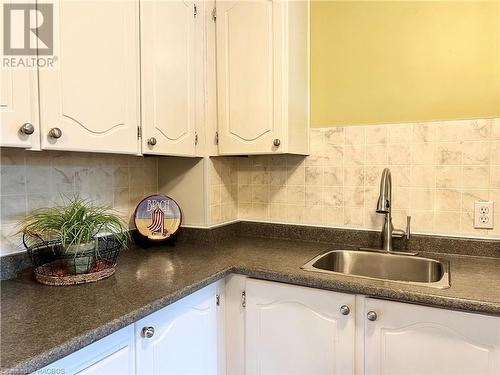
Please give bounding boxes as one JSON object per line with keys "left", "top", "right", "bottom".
{"left": 301, "top": 249, "right": 450, "bottom": 289}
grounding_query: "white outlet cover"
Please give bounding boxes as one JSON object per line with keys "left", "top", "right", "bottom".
{"left": 474, "top": 201, "right": 494, "bottom": 229}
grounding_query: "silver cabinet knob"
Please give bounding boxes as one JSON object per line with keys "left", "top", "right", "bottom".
{"left": 48, "top": 127, "right": 62, "bottom": 139}
{"left": 141, "top": 326, "right": 155, "bottom": 338}
{"left": 340, "top": 305, "right": 350, "bottom": 315}
{"left": 147, "top": 137, "right": 157, "bottom": 146}
{"left": 367, "top": 311, "right": 378, "bottom": 321}
{"left": 273, "top": 138, "right": 281, "bottom": 147}
{"left": 19, "top": 123, "right": 35, "bottom": 135}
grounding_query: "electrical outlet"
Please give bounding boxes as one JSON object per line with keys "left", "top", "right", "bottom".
{"left": 474, "top": 201, "right": 494, "bottom": 229}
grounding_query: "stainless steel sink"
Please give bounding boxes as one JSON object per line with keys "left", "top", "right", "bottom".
{"left": 301, "top": 250, "right": 450, "bottom": 289}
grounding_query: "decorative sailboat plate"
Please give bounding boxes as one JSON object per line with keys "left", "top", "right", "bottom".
{"left": 133, "top": 195, "right": 182, "bottom": 241}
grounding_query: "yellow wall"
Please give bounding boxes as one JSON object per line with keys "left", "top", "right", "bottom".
{"left": 311, "top": 1, "right": 500, "bottom": 127}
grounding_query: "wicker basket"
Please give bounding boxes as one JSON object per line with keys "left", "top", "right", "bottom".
{"left": 23, "top": 234, "right": 122, "bottom": 286}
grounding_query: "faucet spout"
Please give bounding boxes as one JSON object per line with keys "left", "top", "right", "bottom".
{"left": 376, "top": 168, "right": 392, "bottom": 214}
{"left": 377, "top": 168, "right": 394, "bottom": 252}
{"left": 375, "top": 168, "right": 412, "bottom": 253}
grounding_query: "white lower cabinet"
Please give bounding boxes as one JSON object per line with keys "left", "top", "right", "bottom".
{"left": 245, "top": 278, "right": 355, "bottom": 375}
{"left": 364, "top": 298, "right": 500, "bottom": 375}
{"left": 36, "top": 325, "right": 135, "bottom": 375}
{"left": 135, "top": 281, "right": 224, "bottom": 375}
{"left": 34, "top": 282, "right": 223, "bottom": 375}
{"left": 235, "top": 278, "right": 500, "bottom": 375}
{"left": 36, "top": 277, "right": 500, "bottom": 375}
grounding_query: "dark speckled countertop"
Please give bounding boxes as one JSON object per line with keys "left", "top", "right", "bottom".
{"left": 1, "top": 224, "right": 500, "bottom": 374}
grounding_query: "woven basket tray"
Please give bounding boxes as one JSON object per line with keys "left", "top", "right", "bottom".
{"left": 34, "top": 266, "right": 115, "bottom": 286}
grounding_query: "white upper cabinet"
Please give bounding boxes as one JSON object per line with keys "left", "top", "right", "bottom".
{"left": 0, "top": 0, "right": 40, "bottom": 150}
{"left": 140, "top": 1, "right": 197, "bottom": 157}
{"left": 216, "top": 0, "right": 278, "bottom": 154}
{"left": 135, "top": 282, "right": 224, "bottom": 375}
{"left": 38, "top": 1, "right": 140, "bottom": 154}
{"left": 364, "top": 298, "right": 500, "bottom": 375}
{"left": 216, "top": 0, "right": 309, "bottom": 155}
{"left": 245, "top": 278, "right": 355, "bottom": 375}
{"left": 1, "top": 67, "right": 40, "bottom": 150}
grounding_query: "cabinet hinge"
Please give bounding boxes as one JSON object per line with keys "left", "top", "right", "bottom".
{"left": 216, "top": 294, "right": 220, "bottom": 306}
{"left": 195, "top": 132, "right": 198, "bottom": 146}
{"left": 211, "top": 8, "right": 216, "bottom": 22}
{"left": 194, "top": 4, "right": 197, "bottom": 18}
{"left": 215, "top": 131, "right": 219, "bottom": 145}
{"left": 137, "top": 126, "right": 142, "bottom": 139}
{"left": 241, "top": 291, "right": 246, "bottom": 308}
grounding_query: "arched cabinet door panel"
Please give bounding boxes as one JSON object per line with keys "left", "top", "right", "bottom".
{"left": 215, "top": 0, "right": 309, "bottom": 156}
{"left": 135, "top": 282, "right": 224, "bottom": 375}
{"left": 140, "top": 1, "right": 196, "bottom": 157}
{"left": 39, "top": 1, "right": 139, "bottom": 154}
{"left": 245, "top": 278, "right": 355, "bottom": 375}
{"left": 216, "top": 0, "right": 284, "bottom": 155}
{"left": 365, "top": 298, "right": 500, "bottom": 375}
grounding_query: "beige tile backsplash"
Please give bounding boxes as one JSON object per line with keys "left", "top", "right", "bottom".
{"left": 2, "top": 118, "right": 499, "bottom": 255}
{"left": 208, "top": 157, "right": 238, "bottom": 225}
{"left": 230, "top": 118, "right": 500, "bottom": 239}
{"left": 0, "top": 149, "right": 158, "bottom": 255}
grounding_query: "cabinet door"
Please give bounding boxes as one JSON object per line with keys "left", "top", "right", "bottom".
{"left": 365, "top": 298, "right": 500, "bottom": 375}
{"left": 1, "top": 68, "right": 40, "bottom": 149}
{"left": 34, "top": 325, "right": 135, "bottom": 375}
{"left": 141, "top": 1, "right": 196, "bottom": 156}
{"left": 216, "top": 0, "right": 284, "bottom": 155}
{"left": 1, "top": 1, "right": 40, "bottom": 150}
{"left": 135, "top": 282, "right": 223, "bottom": 375}
{"left": 39, "top": 1, "right": 139, "bottom": 154}
{"left": 245, "top": 278, "right": 355, "bottom": 375}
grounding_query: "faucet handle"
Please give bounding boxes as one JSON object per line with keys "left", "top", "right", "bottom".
{"left": 405, "top": 216, "right": 411, "bottom": 240}
{"left": 392, "top": 216, "right": 411, "bottom": 240}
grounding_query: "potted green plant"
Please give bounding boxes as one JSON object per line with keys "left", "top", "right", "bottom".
{"left": 20, "top": 196, "right": 129, "bottom": 274}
